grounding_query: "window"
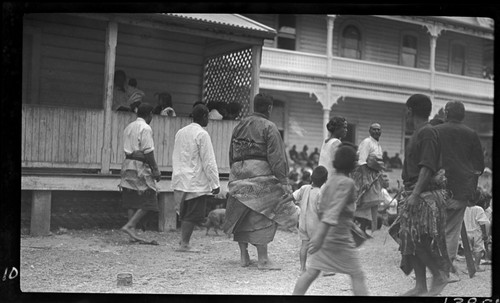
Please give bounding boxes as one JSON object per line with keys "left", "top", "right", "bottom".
{"left": 450, "top": 43, "right": 466, "bottom": 75}
{"left": 277, "top": 14, "right": 296, "bottom": 50}
{"left": 400, "top": 34, "right": 418, "bottom": 67}
{"left": 341, "top": 25, "right": 361, "bottom": 59}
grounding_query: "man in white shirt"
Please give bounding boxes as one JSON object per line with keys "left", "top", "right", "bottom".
{"left": 353, "top": 123, "right": 385, "bottom": 234}
{"left": 172, "top": 104, "right": 220, "bottom": 252}
{"left": 119, "top": 103, "right": 161, "bottom": 244}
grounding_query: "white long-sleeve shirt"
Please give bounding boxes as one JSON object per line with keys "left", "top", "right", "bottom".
{"left": 357, "top": 136, "right": 383, "bottom": 165}
{"left": 172, "top": 123, "right": 220, "bottom": 194}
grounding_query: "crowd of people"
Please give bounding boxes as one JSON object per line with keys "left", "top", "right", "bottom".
{"left": 112, "top": 69, "right": 241, "bottom": 120}
{"left": 116, "top": 90, "right": 492, "bottom": 296}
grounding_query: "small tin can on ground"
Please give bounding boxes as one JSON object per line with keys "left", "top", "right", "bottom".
{"left": 117, "top": 273, "right": 133, "bottom": 286}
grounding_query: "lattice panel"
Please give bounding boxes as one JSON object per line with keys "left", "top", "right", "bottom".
{"left": 203, "top": 48, "right": 253, "bottom": 119}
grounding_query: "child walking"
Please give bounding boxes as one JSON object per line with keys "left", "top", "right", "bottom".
{"left": 293, "top": 144, "right": 368, "bottom": 296}
{"left": 293, "top": 165, "right": 328, "bottom": 273}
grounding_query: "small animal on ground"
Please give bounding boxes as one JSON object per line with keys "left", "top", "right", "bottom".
{"left": 200, "top": 208, "right": 226, "bottom": 236}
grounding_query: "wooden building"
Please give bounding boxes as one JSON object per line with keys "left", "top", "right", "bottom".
{"left": 243, "top": 14, "right": 493, "bottom": 167}
{"left": 21, "top": 13, "right": 276, "bottom": 235}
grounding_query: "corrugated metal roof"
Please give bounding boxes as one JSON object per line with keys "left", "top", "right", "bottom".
{"left": 161, "top": 13, "right": 276, "bottom": 34}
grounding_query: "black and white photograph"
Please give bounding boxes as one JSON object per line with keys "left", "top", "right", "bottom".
{"left": 2, "top": 2, "right": 497, "bottom": 302}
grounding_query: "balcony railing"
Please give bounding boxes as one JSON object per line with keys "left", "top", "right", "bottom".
{"left": 261, "top": 47, "right": 494, "bottom": 99}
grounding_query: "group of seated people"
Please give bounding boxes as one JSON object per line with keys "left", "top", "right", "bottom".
{"left": 112, "top": 70, "right": 241, "bottom": 119}
{"left": 288, "top": 145, "right": 320, "bottom": 169}
{"left": 382, "top": 151, "right": 403, "bottom": 169}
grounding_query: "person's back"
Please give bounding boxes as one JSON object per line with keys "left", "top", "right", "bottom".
{"left": 229, "top": 113, "right": 287, "bottom": 181}
{"left": 434, "top": 121, "right": 484, "bottom": 201}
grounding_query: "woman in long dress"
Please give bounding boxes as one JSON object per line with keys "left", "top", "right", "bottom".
{"left": 293, "top": 143, "right": 368, "bottom": 296}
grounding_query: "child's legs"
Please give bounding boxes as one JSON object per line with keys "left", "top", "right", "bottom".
{"left": 293, "top": 268, "right": 321, "bottom": 295}
{"left": 350, "top": 270, "right": 368, "bottom": 296}
{"left": 300, "top": 240, "right": 308, "bottom": 271}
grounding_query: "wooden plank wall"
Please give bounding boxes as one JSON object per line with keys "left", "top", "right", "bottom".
{"left": 243, "top": 14, "right": 486, "bottom": 79}
{"left": 22, "top": 105, "right": 104, "bottom": 168}
{"left": 25, "top": 14, "right": 107, "bottom": 108}
{"left": 114, "top": 23, "right": 206, "bottom": 116}
{"left": 331, "top": 97, "right": 406, "bottom": 157}
{"left": 109, "top": 112, "right": 238, "bottom": 174}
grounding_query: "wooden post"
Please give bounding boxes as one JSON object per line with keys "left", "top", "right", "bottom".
{"left": 250, "top": 45, "right": 262, "bottom": 114}
{"left": 326, "top": 15, "right": 336, "bottom": 77}
{"left": 158, "top": 192, "right": 177, "bottom": 232}
{"left": 100, "top": 21, "right": 118, "bottom": 174}
{"left": 30, "top": 190, "right": 52, "bottom": 236}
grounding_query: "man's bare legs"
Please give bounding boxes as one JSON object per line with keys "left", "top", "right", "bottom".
{"left": 401, "top": 255, "right": 428, "bottom": 296}
{"left": 238, "top": 242, "right": 250, "bottom": 267}
{"left": 179, "top": 221, "right": 196, "bottom": 249}
{"left": 256, "top": 244, "right": 281, "bottom": 270}
{"left": 121, "top": 209, "right": 148, "bottom": 242}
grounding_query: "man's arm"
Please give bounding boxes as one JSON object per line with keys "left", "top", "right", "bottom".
{"left": 198, "top": 132, "right": 220, "bottom": 192}
{"left": 144, "top": 151, "right": 161, "bottom": 181}
{"left": 266, "top": 125, "right": 289, "bottom": 185}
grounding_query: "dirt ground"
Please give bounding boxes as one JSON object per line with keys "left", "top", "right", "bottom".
{"left": 20, "top": 224, "right": 492, "bottom": 297}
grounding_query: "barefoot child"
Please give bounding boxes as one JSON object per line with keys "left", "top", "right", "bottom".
{"left": 293, "top": 165, "right": 328, "bottom": 273}
{"left": 293, "top": 144, "right": 368, "bottom": 296}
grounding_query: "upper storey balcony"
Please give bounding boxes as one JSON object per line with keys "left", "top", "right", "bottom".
{"left": 260, "top": 47, "right": 494, "bottom": 100}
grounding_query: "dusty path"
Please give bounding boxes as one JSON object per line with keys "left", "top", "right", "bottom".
{"left": 20, "top": 226, "right": 491, "bottom": 296}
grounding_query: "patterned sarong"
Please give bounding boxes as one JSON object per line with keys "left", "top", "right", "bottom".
{"left": 223, "top": 160, "right": 299, "bottom": 242}
{"left": 119, "top": 159, "right": 157, "bottom": 193}
{"left": 389, "top": 188, "right": 452, "bottom": 275}
{"left": 351, "top": 164, "right": 383, "bottom": 209}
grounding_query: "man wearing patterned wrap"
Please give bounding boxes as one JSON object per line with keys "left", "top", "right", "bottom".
{"left": 392, "top": 94, "right": 451, "bottom": 296}
{"left": 223, "top": 93, "right": 298, "bottom": 270}
{"left": 352, "top": 123, "right": 385, "bottom": 234}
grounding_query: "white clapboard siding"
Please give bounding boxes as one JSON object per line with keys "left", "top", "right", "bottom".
{"left": 281, "top": 92, "right": 325, "bottom": 152}
{"left": 22, "top": 105, "right": 104, "bottom": 168}
{"left": 115, "top": 23, "right": 205, "bottom": 115}
{"left": 434, "top": 31, "right": 484, "bottom": 78}
{"left": 297, "top": 15, "right": 327, "bottom": 55}
{"left": 25, "top": 14, "right": 107, "bottom": 108}
{"left": 331, "top": 98, "right": 406, "bottom": 157}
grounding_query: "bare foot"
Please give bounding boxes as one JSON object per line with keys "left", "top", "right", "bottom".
{"left": 426, "top": 276, "right": 447, "bottom": 296}
{"left": 240, "top": 251, "right": 250, "bottom": 267}
{"left": 400, "top": 286, "right": 428, "bottom": 296}
{"left": 121, "top": 226, "right": 147, "bottom": 243}
{"left": 257, "top": 260, "right": 281, "bottom": 271}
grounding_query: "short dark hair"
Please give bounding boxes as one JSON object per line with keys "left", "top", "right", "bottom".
{"left": 326, "top": 116, "right": 346, "bottom": 134}
{"left": 311, "top": 165, "right": 328, "bottom": 187}
{"left": 254, "top": 93, "right": 274, "bottom": 114}
{"left": 192, "top": 104, "right": 209, "bottom": 121}
{"left": 137, "top": 102, "right": 154, "bottom": 119}
{"left": 406, "top": 94, "right": 432, "bottom": 119}
{"left": 445, "top": 101, "right": 465, "bottom": 121}
{"left": 333, "top": 143, "right": 357, "bottom": 172}
{"left": 128, "top": 78, "right": 137, "bottom": 87}
{"left": 192, "top": 101, "right": 205, "bottom": 108}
